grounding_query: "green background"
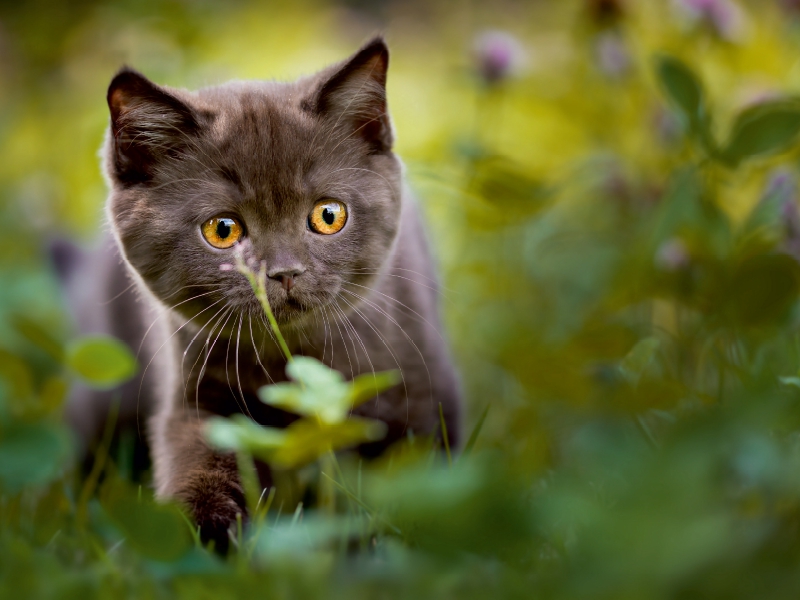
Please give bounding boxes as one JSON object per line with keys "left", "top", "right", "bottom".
{"left": 5, "top": 0, "right": 800, "bottom": 597}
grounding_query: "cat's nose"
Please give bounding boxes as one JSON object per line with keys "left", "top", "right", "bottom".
{"left": 268, "top": 267, "right": 305, "bottom": 292}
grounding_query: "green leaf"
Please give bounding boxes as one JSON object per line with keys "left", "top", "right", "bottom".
{"left": 206, "top": 414, "right": 287, "bottom": 455}
{"left": 0, "top": 421, "right": 72, "bottom": 493}
{"left": 655, "top": 55, "right": 705, "bottom": 126}
{"left": 349, "top": 370, "right": 401, "bottom": 407}
{"left": 0, "top": 350, "right": 34, "bottom": 409}
{"left": 65, "top": 335, "right": 138, "bottom": 389}
{"left": 259, "top": 357, "right": 400, "bottom": 423}
{"left": 721, "top": 99, "right": 800, "bottom": 166}
{"left": 286, "top": 356, "right": 345, "bottom": 388}
{"left": 619, "top": 337, "right": 661, "bottom": 386}
{"left": 207, "top": 413, "right": 385, "bottom": 469}
{"left": 102, "top": 482, "right": 192, "bottom": 562}
{"left": 253, "top": 514, "right": 365, "bottom": 563}
{"left": 38, "top": 377, "right": 68, "bottom": 413}
{"left": 10, "top": 314, "right": 64, "bottom": 362}
{"left": 725, "top": 254, "right": 800, "bottom": 327}
{"left": 270, "top": 417, "right": 386, "bottom": 468}
{"left": 654, "top": 55, "right": 717, "bottom": 154}
{"left": 779, "top": 376, "right": 800, "bottom": 389}
{"left": 260, "top": 357, "right": 350, "bottom": 421}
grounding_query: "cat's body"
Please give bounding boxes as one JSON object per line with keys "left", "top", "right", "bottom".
{"left": 64, "top": 38, "right": 461, "bottom": 549}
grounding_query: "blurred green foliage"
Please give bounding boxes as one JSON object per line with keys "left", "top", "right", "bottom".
{"left": 7, "top": 0, "right": 800, "bottom": 597}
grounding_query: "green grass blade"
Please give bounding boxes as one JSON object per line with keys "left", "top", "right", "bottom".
{"left": 439, "top": 402, "right": 452, "bottom": 467}
{"left": 460, "top": 403, "right": 490, "bottom": 460}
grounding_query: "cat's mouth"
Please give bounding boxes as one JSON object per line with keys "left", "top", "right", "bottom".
{"left": 270, "top": 296, "right": 312, "bottom": 324}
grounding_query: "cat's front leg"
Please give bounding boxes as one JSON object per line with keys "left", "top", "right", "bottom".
{"left": 151, "top": 410, "right": 246, "bottom": 553}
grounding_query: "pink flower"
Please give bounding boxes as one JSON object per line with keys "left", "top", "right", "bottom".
{"left": 595, "top": 31, "right": 631, "bottom": 78}
{"left": 673, "top": 0, "right": 746, "bottom": 41}
{"left": 473, "top": 30, "right": 524, "bottom": 84}
{"left": 655, "top": 238, "right": 691, "bottom": 271}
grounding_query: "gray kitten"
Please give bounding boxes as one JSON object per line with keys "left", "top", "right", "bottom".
{"left": 63, "top": 37, "right": 461, "bottom": 551}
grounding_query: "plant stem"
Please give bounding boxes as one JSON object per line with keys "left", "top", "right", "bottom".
{"left": 236, "top": 451, "right": 261, "bottom": 518}
{"left": 234, "top": 253, "right": 293, "bottom": 363}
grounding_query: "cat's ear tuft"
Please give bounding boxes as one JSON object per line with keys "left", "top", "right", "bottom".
{"left": 107, "top": 67, "right": 199, "bottom": 185}
{"left": 313, "top": 36, "right": 393, "bottom": 153}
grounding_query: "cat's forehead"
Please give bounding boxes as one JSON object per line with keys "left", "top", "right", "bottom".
{"left": 187, "top": 80, "right": 327, "bottom": 194}
{"left": 203, "top": 83, "right": 314, "bottom": 147}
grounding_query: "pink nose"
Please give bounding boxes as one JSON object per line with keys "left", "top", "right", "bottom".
{"left": 268, "top": 268, "right": 304, "bottom": 292}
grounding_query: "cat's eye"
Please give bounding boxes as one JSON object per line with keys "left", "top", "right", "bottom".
{"left": 308, "top": 200, "right": 347, "bottom": 235}
{"left": 201, "top": 216, "right": 244, "bottom": 249}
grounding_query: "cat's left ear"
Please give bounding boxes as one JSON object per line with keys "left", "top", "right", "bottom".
{"left": 107, "top": 68, "right": 200, "bottom": 184}
{"left": 312, "top": 37, "right": 393, "bottom": 153}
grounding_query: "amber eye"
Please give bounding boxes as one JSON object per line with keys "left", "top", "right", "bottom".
{"left": 201, "top": 216, "right": 244, "bottom": 249}
{"left": 308, "top": 200, "right": 347, "bottom": 235}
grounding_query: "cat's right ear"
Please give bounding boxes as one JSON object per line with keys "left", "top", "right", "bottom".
{"left": 107, "top": 68, "right": 198, "bottom": 184}
{"left": 310, "top": 37, "right": 393, "bottom": 153}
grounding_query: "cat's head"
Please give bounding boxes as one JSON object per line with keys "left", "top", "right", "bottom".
{"left": 104, "top": 37, "right": 401, "bottom": 332}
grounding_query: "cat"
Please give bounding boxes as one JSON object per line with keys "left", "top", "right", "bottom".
{"left": 61, "top": 37, "right": 461, "bottom": 551}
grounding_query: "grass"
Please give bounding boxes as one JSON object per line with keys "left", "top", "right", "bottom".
{"left": 5, "top": 1, "right": 800, "bottom": 597}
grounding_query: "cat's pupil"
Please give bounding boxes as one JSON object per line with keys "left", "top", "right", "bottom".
{"left": 216, "top": 220, "right": 231, "bottom": 239}
{"left": 322, "top": 207, "right": 335, "bottom": 225}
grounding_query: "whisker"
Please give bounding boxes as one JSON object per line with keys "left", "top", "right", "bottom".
{"left": 320, "top": 305, "right": 331, "bottom": 366}
{"left": 339, "top": 270, "right": 451, "bottom": 300}
{"left": 98, "top": 280, "right": 138, "bottom": 305}
{"left": 136, "top": 288, "right": 223, "bottom": 358}
{"left": 249, "top": 313, "right": 274, "bottom": 384}
{"left": 234, "top": 314, "right": 253, "bottom": 419}
{"left": 331, "top": 302, "right": 371, "bottom": 383}
{"left": 136, "top": 297, "right": 226, "bottom": 434}
{"left": 195, "top": 308, "right": 234, "bottom": 418}
{"left": 185, "top": 305, "right": 232, "bottom": 419}
{"left": 332, "top": 296, "right": 384, "bottom": 406}
{"left": 342, "top": 280, "right": 447, "bottom": 343}
{"left": 348, "top": 266, "right": 454, "bottom": 292}
{"left": 326, "top": 304, "right": 354, "bottom": 380}
{"left": 224, "top": 313, "right": 252, "bottom": 419}
{"left": 340, "top": 288, "right": 433, "bottom": 409}
{"left": 180, "top": 300, "right": 230, "bottom": 395}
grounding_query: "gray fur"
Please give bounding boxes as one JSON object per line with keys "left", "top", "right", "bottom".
{"left": 66, "top": 37, "right": 461, "bottom": 549}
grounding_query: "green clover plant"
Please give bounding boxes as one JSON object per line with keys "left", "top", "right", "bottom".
{"left": 205, "top": 252, "right": 399, "bottom": 516}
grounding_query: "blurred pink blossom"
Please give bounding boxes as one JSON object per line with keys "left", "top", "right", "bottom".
{"left": 655, "top": 238, "right": 691, "bottom": 271}
{"left": 673, "top": 0, "right": 746, "bottom": 41}
{"left": 473, "top": 30, "right": 525, "bottom": 84}
{"left": 763, "top": 169, "right": 800, "bottom": 261}
{"left": 595, "top": 31, "right": 631, "bottom": 78}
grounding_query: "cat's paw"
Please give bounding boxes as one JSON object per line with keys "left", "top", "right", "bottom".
{"left": 182, "top": 470, "right": 247, "bottom": 554}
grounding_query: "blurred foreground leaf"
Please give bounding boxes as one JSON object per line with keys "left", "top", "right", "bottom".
{"left": 65, "top": 335, "right": 137, "bottom": 389}
{"left": 619, "top": 337, "right": 661, "bottom": 386}
{"left": 0, "top": 350, "right": 34, "bottom": 412}
{"left": 253, "top": 514, "right": 363, "bottom": 563}
{"left": 655, "top": 55, "right": 704, "bottom": 123}
{"left": 10, "top": 314, "right": 64, "bottom": 362}
{"left": 725, "top": 254, "right": 800, "bottom": 327}
{"left": 258, "top": 356, "right": 399, "bottom": 423}
{"left": 101, "top": 481, "right": 192, "bottom": 562}
{"left": 207, "top": 413, "right": 386, "bottom": 469}
{"left": 0, "top": 421, "right": 72, "bottom": 493}
{"left": 366, "top": 457, "right": 533, "bottom": 558}
{"left": 722, "top": 99, "right": 800, "bottom": 167}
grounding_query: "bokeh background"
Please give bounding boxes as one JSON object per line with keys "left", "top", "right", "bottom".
{"left": 7, "top": 0, "right": 800, "bottom": 597}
